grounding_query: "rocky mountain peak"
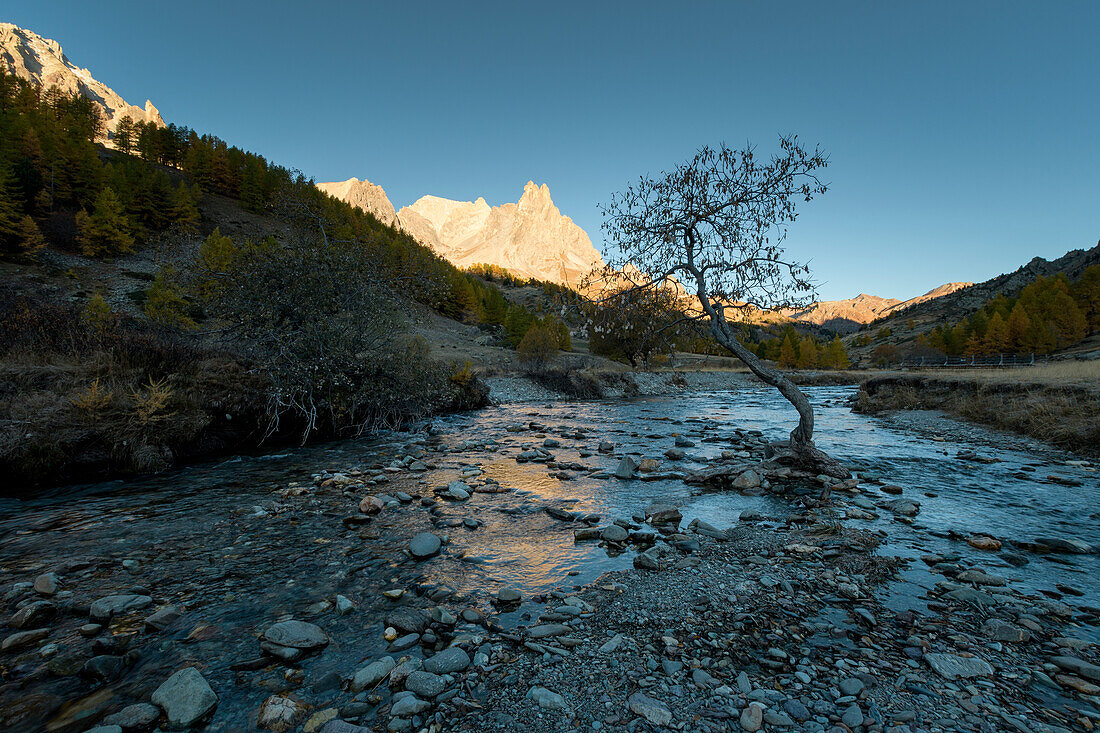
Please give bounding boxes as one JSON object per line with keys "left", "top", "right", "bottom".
{"left": 0, "top": 23, "right": 164, "bottom": 143}
{"left": 315, "top": 177, "right": 397, "bottom": 225}
{"left": 319, "top": 176, "right": 605, "bottom": 286}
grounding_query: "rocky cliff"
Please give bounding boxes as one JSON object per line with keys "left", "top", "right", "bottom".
{"left": 0, "top": 23, "right": 163, "bottom": 142}
{"left": 320, "top": 177, "right": 606, "bottom": 286}
{"left": 315, "top": 177, "right": 397, "bottom": 226}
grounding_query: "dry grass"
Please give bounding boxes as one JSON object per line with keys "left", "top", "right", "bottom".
{"left": 902, "top": 360, "right": 1100, "bottom": 392}
{"left": 856, "top": 367, "right": 1100, "bottom": 455}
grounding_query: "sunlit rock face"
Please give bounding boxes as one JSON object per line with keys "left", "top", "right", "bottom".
{"left": 315, "top": 178, "right": 398, "bottom": 226}
{"left": 320, "top": 177, "right": 605, "bottom": 286}
{"left": 0, "top": 23, "right": 164, "bottom": 143}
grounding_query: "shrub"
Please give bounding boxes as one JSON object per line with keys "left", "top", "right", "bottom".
{"left": 517, "top": 325, "right": 560, "bottom": 373}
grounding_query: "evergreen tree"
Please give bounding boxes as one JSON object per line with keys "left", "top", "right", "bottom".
{"left": 778, "top": 332, "right": 798, "bottom": 368}
{"left": 982, "top": 311, "right": 1008, "bottom": 353}
{"left": 1075, "top": 265, "right": 1100, "bottom": 328}
{"left": 114, "top": 116, "right": 135, "bottom": 154}
{"left": 169, "top": 182, "right": 201, "bottom": 232}
{"left": 18, "top": 215, "right": 46, "bottom": 253}
{"left": 76, "top": 186, "right": 135, "bottom": 257}
{"left": 824, "top": 336, "right": 849, "bottom": 369}
{"left": 0, "top": 168, "right": 22, "bottom": 251}
{"left": 1005, "top": 303, "right": 1031, "bottom": 352}
{"left": 795, "top": 335, "right": 819, "bottom": 368}
{"left": 145, "top": 267, "right": 196, "bottom": 329}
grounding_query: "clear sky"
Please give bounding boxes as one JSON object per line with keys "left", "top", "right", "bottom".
{"left": 7, "top": 1, "right": 1098, "bottom": 300}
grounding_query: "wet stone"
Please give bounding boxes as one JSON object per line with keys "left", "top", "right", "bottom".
{"left": 10, "top": 600, "right": 56, "bottom": 629}
{"left": 151, "top": 666, "right": 218, "bottom": 729}
{"left": 925, "top": 652, "right": 994, "bottom": 680}
{"left": 262, "top": 620, "right": 328, "bottom": 651}
{"left": 408, "top": 532, "right": 442, "bottom": 559}
{"left": 89, "top": 594, "right": 153, "bottom": 622}
{"left": 423, "top": 646, "right": 470, "bottom": 674}
{"left": 627, "top": 692, "right": 671, "bottom": 726}
{"left": 404, "top": 670, "right": 446, "bottom": 698}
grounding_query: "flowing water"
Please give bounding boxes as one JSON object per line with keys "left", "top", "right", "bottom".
{"left": 1, "top": 385, "right": 1097, "bottom": 730}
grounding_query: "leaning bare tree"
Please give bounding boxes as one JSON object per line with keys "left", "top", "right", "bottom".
{"left": 597, "top": 136, "right": 849, "bottom": 478}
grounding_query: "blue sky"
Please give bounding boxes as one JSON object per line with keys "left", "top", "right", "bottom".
{"left": 7, "top": 1, "right": 1098, "bottom": 300}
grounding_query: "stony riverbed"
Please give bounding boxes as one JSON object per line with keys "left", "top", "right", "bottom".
{"left": 0, "top": 386, "right": 1097, "bottom": 733}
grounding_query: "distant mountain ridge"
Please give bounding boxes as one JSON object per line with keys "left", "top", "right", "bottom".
{"left": 864, "top": 243, "right": 1100, "bottom": 329}
{"left": 319, "top": 177, "right": 606, "bottom": 286}
{"left": 783, "top": 282, "right": 973, "bottom": 333}
{"left": 0, "top": 23, "right": 163, "bottom": 142}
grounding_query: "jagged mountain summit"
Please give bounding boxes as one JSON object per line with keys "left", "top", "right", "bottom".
{"left": 319, "top": 177, "right": 606, "bottom": 286}
{"left": 783, "top": 282, "right": 973, "bottom": 333}
{"left": 315, "top": 177, "right": 397, "bottom": 226}
{"left": 0, "top": 23, "right": 163, "bottom": 142}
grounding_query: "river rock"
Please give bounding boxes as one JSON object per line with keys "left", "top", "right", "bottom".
{"left": 34, "top": 572, "right": 60, "bottom": 596}
{"left": 102, "top": 702, "right": 161, "bottom": 729}
{"left": 497, "top": 588, "right": 521, "bottom": 604}
{"left": 966, "top": 535, "right": 1002, "bottom": 551}
{"left": 89, "top": 594, "right": 153, "bottom": 622}
{"left": 628, "top": 692, "right": 671, "bottom": 726}
{"left": 263, "top": 620, "right": 328, "bottom": 651}
{"left": 732, "top": 470, "right": 761, "bottom": 490}
{"left": 645, "top": 503, "right": 682, "bottom": 525}
{"left": 385, "top": 607, "right": 428, "bottom": 633}
{"left": 408, "top": 532, "right": 442, "bottom": 559}
{"left": 601, "top": 524, "right": 629, "bottom": 543}
{"left": 404, "top": 670, "right": 446, "bottom": 698}
{"left": 841, "top": 703, "right": 863, "bottom": 728}
{"left": 739, "top": 702, "right": 764, "bottom": 731}
{"left": 423, "top": 646, "right": 470, "bottom": 674}
{"left": 528, "top": 686, "right": 566, "bottom": 710}
{"left": 2, "top": 628, "right": 49, "bottom": 651}
{"left": 925, "top": 652, "right": 994, "bottom": 679}
{"left": 151, "top": 667, "right": 218, "bottom": 728}
{"left": 352, "top": 656, "right": 396, "bottom": 691}
{"left": 258, "top": 695, "right": 303, "bottom": 732}
{"left": 882, "top": 498, "right": 920, "bottom": 516}
{"left": 10, "top": 600, "right": 56, "bottom": 629}
{"left": 358, "top": 496, "right": 384, "bottom": 514}
{"left": 528, "top": 624, "right": 571, "bottom": 639}
{"left": 956, "top": 570, "right": 1007, "bottom": 586}
{"left": 613, "top": 456, "right": 638, "bottom": 479}
{"left": 390, "top": 695, "right": 429, "bottom": 716}
{"left": 1050, "top": 655, "right": 1100, "bottom": 682}
{"left": 664, "top": 447, "right": 686, "bottom": 460}
{"left": 144, "top": 605, "right": 182, "bottom": 632}
{"left": 981, "top": 619, "right": 1029, "bottom": 642}
{"left": 444, "top": 481, "right": 471, "bottom": 500}
{"left": 1035, "top": 537, "right": 1095, "bottom": 554}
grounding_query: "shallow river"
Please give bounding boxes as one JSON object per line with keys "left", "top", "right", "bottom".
{"left": 1, "top": 385, "right": 1097, "bottom": 730}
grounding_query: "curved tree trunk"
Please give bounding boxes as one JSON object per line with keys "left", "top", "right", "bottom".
{"left": 703, "top": 307, "right": 850, "bottom": 480}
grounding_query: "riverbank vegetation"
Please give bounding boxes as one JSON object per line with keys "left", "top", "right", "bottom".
{"left": 855, "top": 362, "right": 1100, "bottom": 454}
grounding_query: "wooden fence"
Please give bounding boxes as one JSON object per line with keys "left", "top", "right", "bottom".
{"left": 898, "top": 353, "right": 1049, "bottom": 369}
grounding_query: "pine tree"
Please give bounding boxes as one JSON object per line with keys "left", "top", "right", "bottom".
{"left": 778, "top": 332, "right": 798, "bottom": 368}
{"left": 0, "top": 167, "right": 23, "bottom": 251}
{"left": 76, "top": 186, "right": 135, "bottom": 257}
{"left": 795, "top": 335, "right": 819, "bottom": 368}
{"left": 825, "top": 336, "right": 849, "bottom": 369}
{"left": 18, "top": 215, "right": 46, "bottom": 253}
{"left": 169, "top": 182, "right": 201, "bottom": 232}
{"left": 145, "top": 267, "right": 196, "bottom": 329}
{"left": 982, "top": 311, "right": 1008, "bottom": 353}
{"left": 114, "top": 116, "right": 135, "bottom": 154}
{"left": 1005, "top": 303, "right": 1031, "bottom": 352}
